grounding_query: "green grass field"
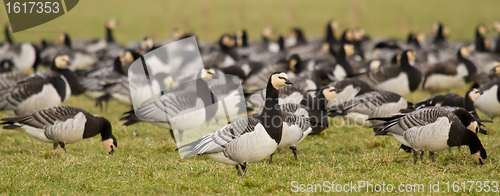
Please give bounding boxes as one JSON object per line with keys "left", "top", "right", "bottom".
{"left": 1, "top": 0, "right": 500, "bottom": 195}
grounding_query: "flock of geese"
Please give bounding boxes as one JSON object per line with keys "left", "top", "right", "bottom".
{"left": 1, "top": 19, "right": 500, "bottom": 176}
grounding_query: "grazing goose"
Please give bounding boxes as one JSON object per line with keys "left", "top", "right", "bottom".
{"left": 0, "top": 55, "right": 83, "bottom": 116}
{"left": 371, "top": 107, "right": 487, "bottom": 165}
{"left": 120, "top": 68, "right": 218, "bottom": 142}
{"left": 413, "top": 88, "right": 487, "bottom": 134}
{"left": 179, "top": 72, "right": 293, "bottom": 176}
{"left": 329, "top": 90, "right": 409, "bottom": 128}
{"left": 1, "top": 106, "right": 117, "bottom": 154}
{"left": 474, "top": 81, "right": 500, "bottom": 120}
{"left": 422, "top": 47, "right": 477, "bottom": 94}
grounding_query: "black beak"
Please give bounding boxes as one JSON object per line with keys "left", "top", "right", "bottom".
{"left": 109, "top": 150, "right": 114, "bottom": 155}
{"left": 211, "top": 73, "right": 218, "bottom": 79}
{"left": 285, "top": 80, "right": 293, "bottom": 85}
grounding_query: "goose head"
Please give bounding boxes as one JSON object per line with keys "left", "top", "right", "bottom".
{"left": 288, "top": 54, "right": 302, "bottom": 73}
{"left": 52, "top": 55, "right": 71, "bottom": 70}
{"left": 472, "top": 147, "right": 487, "bottom": 165}
{"left": 322, "top": 86, "right": 339, "bottom": 102}
{"left": 343, "top": 44, "right": 355, "bottom": 57}
{"left": 219, "top": 34, "right": 236, "bottom": 49}
{"left": 201, "top": 68, "right": 217, "bottom": 82}
{"left": 353, "top": 28, "right": 365, "bottom": 42}
{"left": 172, "top": 28, "right": 185, "bottom": 40}
{"left": 100, "top": 118, "right": 117, "bottom": 155}
{"left": 489, "top": 61, "right": 500, "bottom": 76}
{"left": 459, "top": 47, "right": 471, "bottom": 59}
{"left": 107, "top": 19, "right": 118, "bottom": 30}
{"left": 141, "top": 37, "right": 154, "bottom": 51}
{"left": 341, "top": 29, "right": 353, "bottom": 43}
{"left": 270, "top": 72, "right": 293, "bottom": 89}
{"left": 467, "top": 88, "right": 482, "bottom": 102}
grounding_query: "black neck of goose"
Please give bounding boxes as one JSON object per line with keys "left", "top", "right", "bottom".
{"left": 196, "top": 76, "right": 216, "bottom": 107}
{"left": 4, "top": 25, "right": 12, "bottom": 44}
{"left": 278, "top": 37, "right": 285, "bottom": 51}
{"left": 464, "top": 131, "right": 486, "bottom": 158}
{"left": 64, "top": 34, "right": 71, "bottom": 48}
{"left": 262, "top": 79, "right": 282, "bottom": 143}
{"left": 295, "top": 30, "right": 307, "bottom": 46}
{"left": 407, "top": 34, "right": 420, "bottom": 48}
{"left": 475, "top": 30, "right": 486, "bottom": 51}
{"left": 58, "top": 69, "right": 84, "bottom": 95}
{"left": 106, "top": 27, "right": 115, "bottom": 43}
{"left": 337, "top": 49, "right": 355, "bottom": 77}
{"left": 325, "top": 24, "right": 337, "bottom": 44}
{"left": 241, "top": 30, "right": 248, "bottom": 47}
{"left": 99, "top": 118, "right": 114, "bottom": 140}
{"left": 434, "top": 25, "right": 446, "bottom": 44}
{"left": 457, "top": 52, "right": 477, "bottom": 82}
{"left": 401, "top": 53, "right": 422, "bottom": 92}
{"left": 464, "top": 92, "right": 476, "bottom": 112}
{"left": 113, "top": 57, "right": 126, "bottom": 75}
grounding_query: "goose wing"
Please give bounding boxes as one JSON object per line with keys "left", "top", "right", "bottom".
{"left": 1, "top": 106, "right": 84, "bottom": 129}
{"left": 179, "top": 115, "right": 260, "bottom": 158}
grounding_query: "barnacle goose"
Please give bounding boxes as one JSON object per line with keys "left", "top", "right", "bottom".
{"left": 474, "top": 81, "right": 500, "bottom": 120}
{"left": 422, "top": 47, "right": 477, "bottom": 94}
{"left": 371, "top": 107, "right": 487, "bottom": 165}
{"left": 413, "top": 88, "right": 488, "bottom": 134}
{"left": 0, "top": 55, "right": 83, "bottom": 116}
{"left": 329, "top": 90, "right": 409, "bottom": 128}
{"left": 202, "top": 34, "right": 238, "bottom": 68}
{"left": 179, "top": 72, "right": 293, "bottom": 176}
{"left": 120, "top": 69, "right": 218, "bottom": 142}
{"left": 1, "top": 106, "right": 117, "bottom": 154}
{"left": 0, "top": 42, "right": 40, "bottom": 74}
{"left": 40, "top": 33, "right": 97, "bottom": 71}
{"left": 360, "top": 50, "right": 421, "bottom": 97}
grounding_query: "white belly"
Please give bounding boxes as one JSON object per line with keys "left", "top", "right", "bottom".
{"left": 376, "top": 73, "right": 410, "bottom": 97}
{"left": 475, "top": 85, "right": 500, "bottom": 118}
{"left": 16, "top": 84, "right": 63, "bottom": 115}
{"left": 423, "top": 74, "right": 465, "bottom": 92}
{"left": 224, "top": 124, "right": 278, "bottom": 164}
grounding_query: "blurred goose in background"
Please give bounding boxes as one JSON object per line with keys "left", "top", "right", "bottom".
{"left": 371, "top": 107, "right": 486, "bottom": 165}
{"left": 0, "top": 55, "right": 83, "bottom": 116}
{"left": 358, "top": 50, "right": 421, "bottom": 96}
{"left": 179, "top": 72, "right": 292, "bottom": 176}
{"left": 413, "top": 88, "right": 487, "bottom": 134}
{"left": 329, "top": 90, "right": 409, "bottom": 128}
{"left": 40, "top": 33, "right": 97, "bottom": 71}
{"left": 474, "top": 81, "right": 500, "bottom": 120}
{"left": 422, "top": 47, "right": 477, "bottom": 94}
{"left": 202, "top": 34, "right": 238, "bottom": 68}
{"left": 0, "top": 41, "right": 40, "bottom": 74}
{"left": 1, "top": 106, "right": 117, "bottom": 154}
{"left": 120, "top": 69, "right": 218, "bottom": 142}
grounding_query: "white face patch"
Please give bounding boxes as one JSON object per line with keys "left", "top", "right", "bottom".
{"left": 222, "top": 36, "right": 235, "bottom": 47}
{"left": 344, "top": 44, "right": 354, "bottom": 56}
{"left": 271, "top": 72, "right": 289, "bottom": 89}
{"left": 469, "top": 89, "right": 482, "bottom": 102}
{"left": 289, "top": 59, "right": 297, "bottom": 72}
{"left": 164, "top": 76, "right": 174, "bottom": 88}
{"left": 493, "top": 63, "right": 500, "bottom": 74}
{"left": 345, "top": 31, "right": 353, "bottom": 42}
{"left": 460, "top": 47, "right": 470, "bottom": 58}
{"left": 467, "top": 121, "right": 479, "bottom": 134}
{"left": 321, "top": 43, "right": 330, "bottom": 52}
{"left": 102, "top": 138, "right": 116, "bottom": 154}
{"left": 323, "top": 87, "right": 338, "bottom": 101}
{"left": 478, "top": 25, "right": 487, "bottom": 35}
{"left": 406, "top": 51, "right": 416, "bottom": 62}
{"left": 472, "top": 152, "right": 485, "bottom": 165}
{"left": 201, "top": 69, "right": 215, "bottom": 81}
{"left": 330, "top": 21, "right": 339, "bottom": 30}
{"left": 107, "top": 19, "right": 117, "bottom": 29}
{"left": 55, "top": 55, "right": 70, "bottom": 69}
